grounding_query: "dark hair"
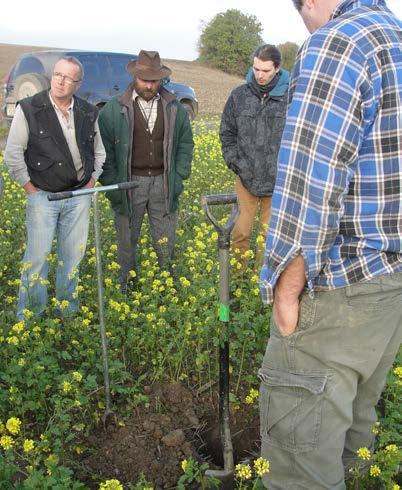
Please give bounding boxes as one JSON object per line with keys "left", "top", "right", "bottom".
{"left": 292, "top": 0, "right": 304, "bottom": 12}
{"left": 253, "top": 44, "right": 282, "bottom": 68}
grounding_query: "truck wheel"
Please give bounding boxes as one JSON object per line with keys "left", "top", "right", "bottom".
{"left": 14, "top": 73, "right": 49, "bottom": 102}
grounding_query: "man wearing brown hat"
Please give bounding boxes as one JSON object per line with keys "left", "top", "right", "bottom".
{"left": 99, "top": 50, "right": 194, "bottom": 289}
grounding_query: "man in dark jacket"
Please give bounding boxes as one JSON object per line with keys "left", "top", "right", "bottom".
{"left": 5, "top": 56, "right": 105, "bottom": 319}
{"left": 99, "top": 50, "right": 193, "bottom": 289}
{"left": 220, "top": 44, "right": 289, "bottom": 267}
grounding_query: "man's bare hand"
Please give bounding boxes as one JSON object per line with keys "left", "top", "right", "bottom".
{"left": 84, "top": 178, "right": 95, "bottom": 189}
{"left": 273, "top": 296, "right": 300, "bottom": 336}
{"left": 23, "top": 182, "right": 38, "bottom": 194}
{"left": 273, "top": 255, "right": 306, "bottom": 336}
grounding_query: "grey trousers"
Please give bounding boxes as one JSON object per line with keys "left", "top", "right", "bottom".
{"left": 114, "top": 175, "right": 177, "bottom": 286}
{"left": 259, "top": 272, "right": 402, "bottom": 490}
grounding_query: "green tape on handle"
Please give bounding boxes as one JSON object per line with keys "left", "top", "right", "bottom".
{"left": 219, "top": 303, "right": 230, "bottom": 322}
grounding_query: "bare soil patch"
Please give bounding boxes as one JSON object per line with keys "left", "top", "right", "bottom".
{"left": 79, "top": 382, "right": 259, "bottom": 489}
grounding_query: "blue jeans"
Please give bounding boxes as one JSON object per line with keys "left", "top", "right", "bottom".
{"left": 17, "top": 190, "right": 91, "bottom": 319}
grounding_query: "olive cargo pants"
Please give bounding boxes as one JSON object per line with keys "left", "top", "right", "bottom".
{"left": 259, "top": 272, "right": 402, "bottom": 489}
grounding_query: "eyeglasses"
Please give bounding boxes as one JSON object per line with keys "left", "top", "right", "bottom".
{"left": 52, "top": 72, "right": 81, "bottom": 85}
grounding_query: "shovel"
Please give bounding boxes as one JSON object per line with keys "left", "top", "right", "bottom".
{"left": 201, "top": 193, "right": 239, "bottom": 488}
{"left": 48, "top": 181, "right": 137, "bottom": 425}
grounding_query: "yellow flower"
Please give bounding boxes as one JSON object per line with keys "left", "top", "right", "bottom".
{"left": 62, "top": 381, "right": 73, "bottom": 393}
{"left": 249, "top": 388, "right": 259, "bottom": 399}
{"left": 357, "top": 447, "right": 371, "bottom": 461}
{"left": 72, "top": 371, "right": 83, "bottom": 382}
{"left": 392, "top": 485, "right": 400, "bottom": 490}
{"left": 244, "top": 250, "right": 254, "bottom": 259}
{"left": 21, "top": 261, "right": 32, "bottom": 271}
{"left": 393, "top": 366, "right": 402, "bottom": 378}
{"left": 0, "top": 435, "right": 14, "bottom": 450}
{"left": 107, "top": 261, "right": 120, "bottom": 271}
{"left": 99, "top": 479, "right": 123, "bottom": 490}
{"left": 385, "top": 444, "right": 398, "bottom": 453}
{"left": 244, "top": 388, "right": 259, "bottom": 405}
{"left": 369, "top": 464, "right": 381, "bottom": 477}
{"left": 23, "top": 439, "right": 35, "bottom": 452}
{"left": 371, "top": 422, "right": 380, "bottom": 434}
{"left": 7, "top": 336, "right": 19, "bottom": 345}
{"left": 59, "top": 300, "right": 69, "bottom": 310}
{"left": 22, "top": 308, "right": 33, "bottom": 319}
{"left": 181, "top": 458, "right": 189, "bottom": 472}
{"left": 6, "top": 417, "right": 21, "bottom": 435}
{"left": 253, "top": 457, "right": 270, "bottom": 477}
{"left": 179, "top": 276, "right": 191, "bottom": 287}
{"left": 235, "top": 463, "right": 252, "bottom": 480}
{"left": 256, "top": 234, "right": 265, "bottom": 245}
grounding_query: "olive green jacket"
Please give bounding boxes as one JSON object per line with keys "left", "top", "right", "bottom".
{"left": 98, "top": 84, "right": 193, "bottom": 216}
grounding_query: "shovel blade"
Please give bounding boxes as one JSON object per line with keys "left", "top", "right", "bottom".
{"left": 205, "top": 468, "right": 234, "bottom": 489}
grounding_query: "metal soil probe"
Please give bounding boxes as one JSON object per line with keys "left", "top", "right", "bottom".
{"left": 48, "top": 181, "right": 137, "bottom": 424}
{"left": 201, "top": 193, "right": 239, "bottom": 487}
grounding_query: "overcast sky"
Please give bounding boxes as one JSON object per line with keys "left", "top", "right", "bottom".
{"left": 1, "top": 0, "right": 401, "bottom": 60}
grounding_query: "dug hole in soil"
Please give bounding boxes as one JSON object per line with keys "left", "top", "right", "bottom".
{"left": 80, "top": 382, "right": 260, "bottom": 489}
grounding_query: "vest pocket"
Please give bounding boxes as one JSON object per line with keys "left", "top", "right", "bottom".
{"left": 26, "top": 155, "right": 76, "bottom": 192}
{"left": 259, "top": 368, "right": 327, "bottom": 453}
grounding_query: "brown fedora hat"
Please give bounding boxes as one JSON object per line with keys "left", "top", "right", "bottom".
{"left": 126, "top": 50, "right": 172, "bottom": 80}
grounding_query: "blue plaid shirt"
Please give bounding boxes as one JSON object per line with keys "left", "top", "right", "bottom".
{"left": 260, "top": 0, "right": 402, "bottom": 304}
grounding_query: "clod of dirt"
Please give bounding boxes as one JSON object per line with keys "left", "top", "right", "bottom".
{"left": 162, "top": 429, "right": 185, "bottom": 447}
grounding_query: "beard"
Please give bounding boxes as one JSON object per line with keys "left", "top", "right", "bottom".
{"left": 134, "top": 81, "right": 160, "bottom": 101}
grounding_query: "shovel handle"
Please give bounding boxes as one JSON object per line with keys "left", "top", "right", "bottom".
{"left": 201, "top": 193, "right": 237, "bottom": 207}
{"left": 201, "top": 193, "right": 239, "bottom": 239}
{"left": 47, "top": 181, "right": 138, "bottom": 201}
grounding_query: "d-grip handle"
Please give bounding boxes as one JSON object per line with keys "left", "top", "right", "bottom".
{"left": 201, "top": 193, "right": 239, "bottom": 240}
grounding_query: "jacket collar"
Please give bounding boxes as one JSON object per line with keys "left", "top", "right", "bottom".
{"left": 269, "top": 69, "right": 290, "bottom": 97}
{"left": 331, "top": 0, "right": 386, "bottom": 20}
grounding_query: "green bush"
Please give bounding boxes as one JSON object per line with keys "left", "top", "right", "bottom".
{"left": 198, "top": 9, "right": 264, "bottom": 77}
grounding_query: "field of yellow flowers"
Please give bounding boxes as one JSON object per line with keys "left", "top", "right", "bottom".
{"left": 0, "top": 119, "right": 400, "bottom": 489}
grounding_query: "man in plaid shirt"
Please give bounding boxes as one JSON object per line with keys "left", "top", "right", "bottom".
{"left": 259, "top": 0, "right": 402, "bottom": 487}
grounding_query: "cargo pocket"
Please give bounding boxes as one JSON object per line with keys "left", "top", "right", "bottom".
{"left": 259, "top": 368, "right": 327, "bottom": 453}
